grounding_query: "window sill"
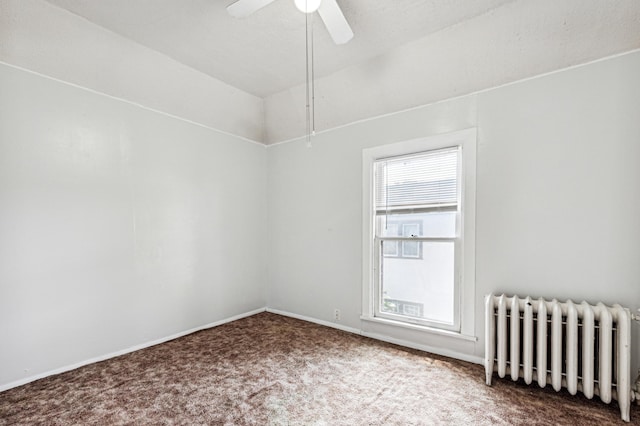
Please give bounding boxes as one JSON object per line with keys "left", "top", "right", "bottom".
{"left": 360, "top": 315, "right": 477, "bottom": 342}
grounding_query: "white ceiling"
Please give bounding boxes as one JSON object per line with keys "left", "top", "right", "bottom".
{"left": 43, "top": 0, "right": 515, "bottom": 98}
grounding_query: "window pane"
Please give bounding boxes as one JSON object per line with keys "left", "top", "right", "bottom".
{"left": 403, "top": 223, "right": 419, "bottom": 237}
{"left": 382, "top": 240, "right": 399, "bottom": 257}
{"left": 380, "top": 241, "right": 455, "bottom": 325}
{"left": 377, "top": 211, "right": 456, "bottom": 238}
{"left": 401, "top": 241, "right": 420, "bottom": 258}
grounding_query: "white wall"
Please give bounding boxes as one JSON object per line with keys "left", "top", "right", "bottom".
{"left": 267, "top": 51, "right": 640, "bottom": 371}
{"left": 0, "top": 62, "right": 268, "bottom": 388}
{"left": 0, "top": 0, "right": 264, "bottom": 142}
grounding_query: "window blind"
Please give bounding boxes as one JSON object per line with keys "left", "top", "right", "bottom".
{"left": 374, "top": 146, "right": 459, "bottom": 214}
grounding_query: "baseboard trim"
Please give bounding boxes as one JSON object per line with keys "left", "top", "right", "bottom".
{"left": 266, "top": 308, "right": 483, "bottom": 365}
{"left": 266, "top": 308, "right": 361, "bottom": 335}
{"left": 359, "top": 331, "right": 484, "bottom": 365}
{"left": 0, "top": 307, "right": 266, "bottom": 393}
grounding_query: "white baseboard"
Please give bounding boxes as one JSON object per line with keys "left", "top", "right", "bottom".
{"left": 359, "top": 331, "right": 484, "bottom": 365}
{"left": 0, "top": 307, "right": 266, "bottom": 393}
{"left": 266, "top": 308, "right": 361, "bottom": 335}
{"left": 266, "top": 308, "right": 484, "bottom": 365}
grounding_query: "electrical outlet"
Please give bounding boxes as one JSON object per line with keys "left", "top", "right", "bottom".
{"left": 333, "top": 309, "right": 341, "bottom": 321}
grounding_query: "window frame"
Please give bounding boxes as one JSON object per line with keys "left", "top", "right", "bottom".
{"left": 361, "top": 129, "right": 476, "bottom": 336}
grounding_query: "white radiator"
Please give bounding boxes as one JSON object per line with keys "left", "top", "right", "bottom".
{"left": 484, "top": 293, "right": 632, "bottom": 422}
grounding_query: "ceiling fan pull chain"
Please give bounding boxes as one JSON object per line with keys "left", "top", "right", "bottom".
{"left": 311, "top": 9, "right": 316, "bottom": 138}
{"left": 305, "top": 3, "right": 311, "bottom": 147}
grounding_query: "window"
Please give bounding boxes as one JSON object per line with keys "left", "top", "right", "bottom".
{"left": 362, "top": 130, "right": 476, "bottom": 335}
{"left": 376, "top": 147, "right": 459, "bottom": 328}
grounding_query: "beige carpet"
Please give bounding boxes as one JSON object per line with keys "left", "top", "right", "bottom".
{"left": 0, "top": 312, "right": 637, "bottom": 425}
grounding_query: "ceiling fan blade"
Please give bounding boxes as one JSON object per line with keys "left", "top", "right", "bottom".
{"left": 317, "top": 0, "right": 353, "bottom": 45}
{"left": 226, "top": 0, "right": 276, "bottom": 18}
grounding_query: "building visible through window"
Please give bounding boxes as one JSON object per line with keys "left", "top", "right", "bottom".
{"left": 374, "top": 147, "right": 460, "bottom": 328}
{"left": 382, "top": 221, "right": 422, "bottom": 259}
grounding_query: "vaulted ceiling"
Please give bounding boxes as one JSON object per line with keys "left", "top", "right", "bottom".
{"left": 4, "top": 0, "right": 640, "bottom": 143}
{"left": 44, "top": 0, "right": 515, "bottom": 97}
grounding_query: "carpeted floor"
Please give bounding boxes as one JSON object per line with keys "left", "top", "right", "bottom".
{"left": 0, "top": 312, "right": 638, "bottom": 425}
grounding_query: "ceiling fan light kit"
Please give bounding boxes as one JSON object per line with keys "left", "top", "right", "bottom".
{"left": 294, "top": 0, "right": 322, "bottom": 14}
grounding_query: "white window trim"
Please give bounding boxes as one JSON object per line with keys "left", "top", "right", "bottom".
{"left": 361, "top": 128, "right": 477, "bottom": 338}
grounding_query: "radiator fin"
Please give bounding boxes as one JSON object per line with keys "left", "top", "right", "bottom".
{"left": 581, "top": 301, "right": 595, "bottom": 399}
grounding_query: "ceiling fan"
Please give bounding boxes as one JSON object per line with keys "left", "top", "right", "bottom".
{"left": 227, "top": 0, "right": 354, "bottom": 45}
